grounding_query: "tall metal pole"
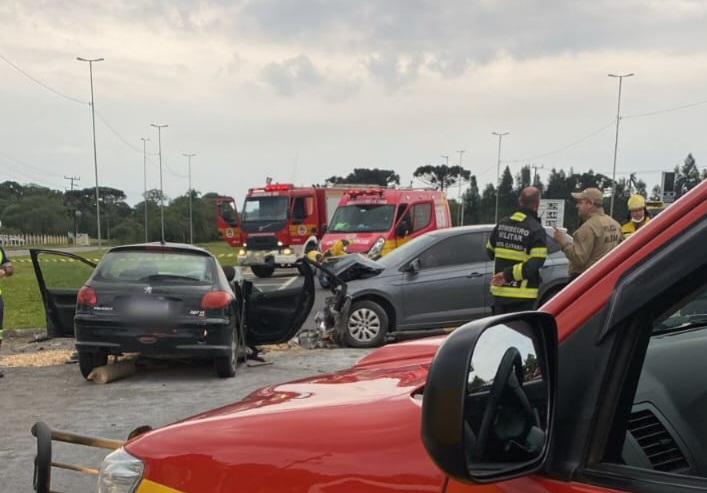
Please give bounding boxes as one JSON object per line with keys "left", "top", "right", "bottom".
{"left": 492, "top": 132, "right": 509, "bottom": 223}
{"left": 151, "top": 124, "right": 168, "bottom": 243}
{"left": 141, "top": 137, "right": 150, "bottom": 242}
{"left": 608, "top": 73, "right": 634, "bottom": 218}
{"left": 77, "top": 56, "right": 104, "bottom": 248}
{"left": 183, "top": 153, "right": 196, "bottom": 244}
{"left": 457, "top": 150, "right": 465, "bottom": 225}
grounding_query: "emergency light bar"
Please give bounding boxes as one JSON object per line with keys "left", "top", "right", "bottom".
{"left": 347, "top": 189, "right": 384, "bottom": 199}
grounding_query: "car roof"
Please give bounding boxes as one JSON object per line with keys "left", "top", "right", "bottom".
{"left": 106, "top": 242, "right": 214, "bottom": 257}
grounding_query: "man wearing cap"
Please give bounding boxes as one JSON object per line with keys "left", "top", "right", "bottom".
{"left": 553, "top": 187, "right": 621, "bottom": 281}
{"left": 621, "top": 194, "right": 651, "bottom": 239}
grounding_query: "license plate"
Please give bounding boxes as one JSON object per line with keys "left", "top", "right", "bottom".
{"left": 127, "top": 299, "right": 171, "bottom": 316}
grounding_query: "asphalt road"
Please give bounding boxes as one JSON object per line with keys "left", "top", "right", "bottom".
{"left": 0, "top": 266, "right": 359, "bottom": 492}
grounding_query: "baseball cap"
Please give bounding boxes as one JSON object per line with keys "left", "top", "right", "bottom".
{"left": 571, "top": 188, "right": 604, "bottom": 205}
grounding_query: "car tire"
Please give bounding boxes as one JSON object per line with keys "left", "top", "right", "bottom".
{"left": 251, "top": 265, "right": 275, "bottom": 278}
{"left": 215, "top": 328, "right": 239, "bottom": 378}
{"left": 78, "top": 351, "right": 108, "bottom": 380}
{"left": 345, "top": 300, "right": 389, "bottom": 348}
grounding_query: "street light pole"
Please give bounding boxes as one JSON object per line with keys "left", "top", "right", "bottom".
{"left": 141, "top": 137, "right": 150, "bottom": 242}
{"left": 492, "top": 132, "right": 509, "bottom": 223}
{"left": 77, "top": 56, "right": 104, "bottom": 248}
{"left": 150, "top": 124, "right": 168, "bottom": 243}
{"left": 182, "top": 153, "right": 196, "bottom": 244}
{"left": 608, "top": 72, "right": 634, "bottom": 218}
{"left": 457, "top": 150, "right": 465, "bottom": 225}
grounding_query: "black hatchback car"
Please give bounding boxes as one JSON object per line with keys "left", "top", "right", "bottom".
{"left": 30, "top": 243, "right": 315, "bottom": 379}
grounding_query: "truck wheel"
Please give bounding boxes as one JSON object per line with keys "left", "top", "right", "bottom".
{"left": 251, "top": 265, "right": 275, "bottom": 278}
{"left": 78, "top": 351, "right": 108, "bottom": 380}
{"left": 345, "top": 300, "right": 389, "bottom": 348}
{"left": 215, "top": 328, "right": 239, "bottom": 378}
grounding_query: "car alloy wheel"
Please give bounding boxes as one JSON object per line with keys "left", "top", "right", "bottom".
{"left": 345, "top": 300, "right": 389, "bottom": 348}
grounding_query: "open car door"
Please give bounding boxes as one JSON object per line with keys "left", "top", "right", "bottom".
{"left": 216, "top": 196, "right": 243, "bottom": 247}
{"left": 243, "top": 259, "right": 315, "bottom": 346}
{"left": 30, "top": 249, "right": 97, "bottom": 338}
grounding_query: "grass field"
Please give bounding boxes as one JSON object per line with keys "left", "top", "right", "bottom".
{"left": 1, "top": 242, "right": 240, "bottom": 330}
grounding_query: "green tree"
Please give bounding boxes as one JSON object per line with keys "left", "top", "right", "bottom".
{"left": 326, "top": 168, "right": 400, "bottom": 186}
{"left": 413, "top": 165, "right": 470, "bottom": 192}
{"left": 674, "top": 153, "right": 702, "bottom": 199}
{"left": 462, "top": 176, "right": 482, "bottom": 225}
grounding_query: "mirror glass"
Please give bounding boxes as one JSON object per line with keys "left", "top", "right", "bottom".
{"left": 464, "top": 321, "right": 549, "bottom": 474}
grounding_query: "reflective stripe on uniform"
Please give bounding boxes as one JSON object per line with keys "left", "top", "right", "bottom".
{"left": 510, "top": 212, "right": 527, "bottom": 222}
{"left": 529, "top": 247, "right": 548, "bottom": 258}
{"left": 490, "top": 285, "right": 539, "bottom": 299}
{"left": 512, "top": 263, "right": 524, "bottom": 281}
{"left": 494, "top": 247, "right": 529, "bottom": 262}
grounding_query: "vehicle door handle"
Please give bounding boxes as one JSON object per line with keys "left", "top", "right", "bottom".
{"left": 467, "top": 272, "right": 483, "bottom": 278}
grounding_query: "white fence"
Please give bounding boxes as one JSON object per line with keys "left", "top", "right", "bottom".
{"left": 0, "top": 234, "right": 72, "bottom": 247}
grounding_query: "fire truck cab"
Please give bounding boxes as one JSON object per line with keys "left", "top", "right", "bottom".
{"left": 320, "top": 187, "right": 451, "bottom": 258}
{"left": 237, "top": 183, "right": 345, "bottom": 278}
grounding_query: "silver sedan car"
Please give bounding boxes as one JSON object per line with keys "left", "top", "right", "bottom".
{"left": 328, "top": 224, "right": 569, "bottom": 348}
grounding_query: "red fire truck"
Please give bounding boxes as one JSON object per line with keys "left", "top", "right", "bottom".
{"left": 320, "top": 187, "right": 451, "bottom": 258}
{"left": 227, "top": 183, "right": 349, "bottom": 277}
{"left": 215, "top": 196, "right": 242, "bottom": 247}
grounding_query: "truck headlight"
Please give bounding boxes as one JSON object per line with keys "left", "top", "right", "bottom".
{"left": 368, "top": 237, "right": 386, "bottom": 257}
{"left": 239, "top": 248, "right": 247, "bottom": 256}
{"left": 282, "top": 248, "right": 293, "bottom": 255}
{"left": 277, "top": 241, "right": 284, "bottom": 247}
{"left": 98, "top": 448, "right": 144, "bottom": 493}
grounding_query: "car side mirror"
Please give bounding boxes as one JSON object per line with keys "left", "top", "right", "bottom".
{"left": 422, "top": 311, "right": 557, "bottom": 484}
{"left": 402, "top": 258, "right": 420, "bottom": 273}
{"left": 321, "top": 223, "right": 328, "bottom": 234}
{"left": 222, "top": 265, "right": 236, "bottom": 282}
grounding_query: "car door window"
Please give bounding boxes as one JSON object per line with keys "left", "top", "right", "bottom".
{"left": 418, "top": 233, "right": 485, "bottom": 269}
{"left": 34, "top": 252, "right": 97, "bottom": 290}
{"left": 411, "top": 203, "right": 432, "bottom": 232}
{"left": 587, "top": 256, "right": 707, "bottom": 490}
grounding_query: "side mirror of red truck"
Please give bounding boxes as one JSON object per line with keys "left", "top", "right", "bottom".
{"left": 422, "top": 311, "right": 558, "bottom": 484}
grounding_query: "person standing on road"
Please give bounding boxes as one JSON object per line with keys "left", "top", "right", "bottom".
{"left": 0, "top": 246, "right": 15, "bottom": 378}
{"left": 553, "top": 187, "right": 622, "bottom": 282}
{"left": 487, "top": 186, "right": 548, "bottom": 314}
{"left": 621, "top": 194, "right": 651, "bottom": 239}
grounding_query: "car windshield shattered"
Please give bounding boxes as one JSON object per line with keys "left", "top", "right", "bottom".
{"left": 93, "top": 250, "right": 215, "bottom": 284}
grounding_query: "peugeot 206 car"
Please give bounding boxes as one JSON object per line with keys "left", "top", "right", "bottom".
{"left": 323, "top": 224, "right": 570, "bottom": 347}
{"left": 28, "top": 180, "right": 707, "bottom": 493}
{"left": 30, "top": 243, "right": 315, "bottom": 379}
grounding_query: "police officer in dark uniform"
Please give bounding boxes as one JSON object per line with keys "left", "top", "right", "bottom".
{"left": 486, "top": 186, "right": 548, "bottom": 314}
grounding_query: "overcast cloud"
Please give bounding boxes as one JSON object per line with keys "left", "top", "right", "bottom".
{"left": 2, "top": 0, "right": 707, "bottom": 208}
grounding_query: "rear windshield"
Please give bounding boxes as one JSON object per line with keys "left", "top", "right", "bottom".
{"left": 94, "top": 250, "right": 215, "bottom": 284}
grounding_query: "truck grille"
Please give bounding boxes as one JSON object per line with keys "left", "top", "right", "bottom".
{"left": 246, "top": 235, "right": 278, "bottom": 250}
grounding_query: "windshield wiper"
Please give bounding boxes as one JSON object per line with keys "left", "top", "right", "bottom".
{"left": 654, "top": 315, "right": 707, "bottom": 334}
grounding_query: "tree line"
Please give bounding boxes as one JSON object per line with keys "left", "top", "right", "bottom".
{"left": 1, "top": 154, "right": 704, "bottom": 244}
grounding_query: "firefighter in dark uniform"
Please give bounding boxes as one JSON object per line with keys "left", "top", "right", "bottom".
{"left": 0, "top": 246, "right": 14, "bottom": 378}
{"left": 487, "top": 187, "right": 548, "bottom": 314}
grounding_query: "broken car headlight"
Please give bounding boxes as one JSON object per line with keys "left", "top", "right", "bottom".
{"left": 98, "top": 448, "right": 144, "bottom": 493}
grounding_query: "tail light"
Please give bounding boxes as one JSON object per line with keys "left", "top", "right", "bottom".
{"left": 78, "top": 286, "right": 97, "bottom": 306}
{"left": 201, "top": 290, "right": 233, "bottom": 309}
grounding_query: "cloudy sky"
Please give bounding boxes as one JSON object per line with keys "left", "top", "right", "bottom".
{"left": 2, "top": 0, "right": 707, "bottom": 207}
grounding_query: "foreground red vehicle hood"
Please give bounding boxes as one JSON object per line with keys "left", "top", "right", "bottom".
{"left": 127, "top": 339, "right": 445, "bottom": 493}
